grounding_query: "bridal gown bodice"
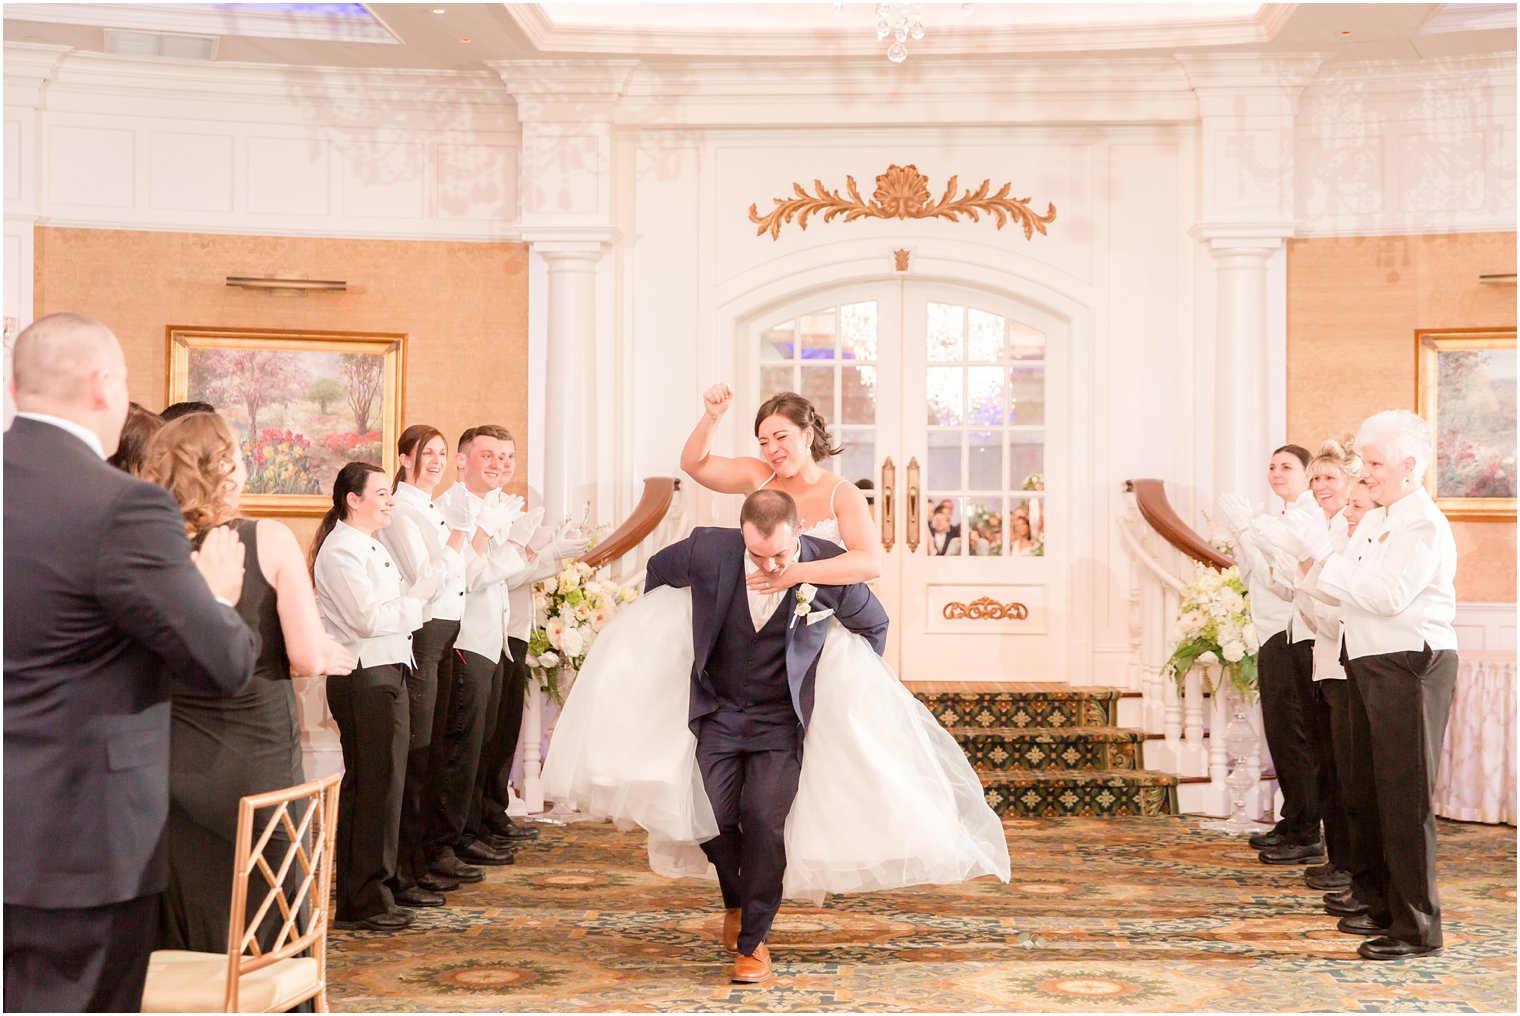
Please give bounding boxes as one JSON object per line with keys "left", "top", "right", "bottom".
{"left": 541, "top": 513, "right": 1011, "bottom": 904}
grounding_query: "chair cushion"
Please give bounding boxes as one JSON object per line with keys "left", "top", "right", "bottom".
{"left": 142, "top": 950, "right": 319, "bottom": 1013}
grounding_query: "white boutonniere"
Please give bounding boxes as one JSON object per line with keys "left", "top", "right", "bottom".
{"left": 790, "top": 582, "right": 820, "bottom": 629}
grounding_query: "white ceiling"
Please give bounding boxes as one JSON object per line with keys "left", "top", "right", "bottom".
{"left": 3, "top": 2, "right": 1515, "bottom": 70}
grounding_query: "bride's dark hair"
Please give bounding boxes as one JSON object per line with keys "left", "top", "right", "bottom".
{"left": 754, "top": 392, "right": 841, "bottom": 463}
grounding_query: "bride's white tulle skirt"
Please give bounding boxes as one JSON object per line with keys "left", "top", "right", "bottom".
{"left": 542, "top": 586, "right": 1011, "bottom": 905}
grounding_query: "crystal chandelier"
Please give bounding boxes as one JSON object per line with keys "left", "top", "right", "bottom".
{"left": 835, "top": 3, "right": 972, "bottom": 64}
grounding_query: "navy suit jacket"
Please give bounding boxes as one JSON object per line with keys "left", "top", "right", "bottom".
{"left": 644, "top": 526, "right": 889, "bottom": 736}
{"left": 3, "top": 417, "right": 257, "bottom": 908}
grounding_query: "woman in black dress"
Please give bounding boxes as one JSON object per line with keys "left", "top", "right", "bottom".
{"left": 146, "top": 412, "right": 355, "bottom": 953}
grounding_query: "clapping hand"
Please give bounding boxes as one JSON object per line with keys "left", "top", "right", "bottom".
{"left": 480, "top": 494, "right": 527, "bottom": 539}
{"left": 441, "top": 492, "right": 480, "bottom": 534}
{"left": 193, "top": 525, "right": 246, "bottom": 606}
{"left": 1216, "top": 493, "right": 1255, "bottom": 536}
{"left": 702, "top": 382, "right": 734, "bottom": 422}
{"left": 508, "top": 507, "right": 545, "bottom": 547}
{"left": 1283, "top": 507, "right": 1332, "bottom": 562}
{"left": 1249, "top": 515, "right": 1302, "bottom": 558}
{"left": 552, "top": 534, "right": 590, "bottom": 560}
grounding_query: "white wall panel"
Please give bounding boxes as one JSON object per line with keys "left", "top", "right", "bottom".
{"left": 49, "top": 124, "right": 134, "bottom": 207}
{"left": 338, "top": 140, "right": 426, "bottom": 220}
{"left": 247, "top": 135, "right": 329, "bottom": 216}
{"left": 1397, "top": 130, "right": 1487, "bottom": 213}
{"left": 148, "top": 130, "right": 233, "bottom": 212}
{"left": 4, "top": 118, "right": 21, "bottom": 203}
{"left": 436, "top": 142, "right": 518, "bottom": 221}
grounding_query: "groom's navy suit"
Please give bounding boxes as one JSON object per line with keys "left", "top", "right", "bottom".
{"left": 645, "top": 527, "right": 888, "bottom": 954}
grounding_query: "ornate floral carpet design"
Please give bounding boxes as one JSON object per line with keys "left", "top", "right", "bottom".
{"left": 327, "top": 816, "right": 1515, "bottom": 1012}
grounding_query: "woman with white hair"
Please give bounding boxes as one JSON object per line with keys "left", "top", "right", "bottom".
{"left": 1279, "top": 409, "right": 1459, "bottom": 961}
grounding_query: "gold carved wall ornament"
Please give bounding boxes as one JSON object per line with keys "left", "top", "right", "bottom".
{"left": 942, "top": 597, "right": 1030, "bottom": 622}
{"left": 748, "top": 164, "right": 1057, "bottom": 241}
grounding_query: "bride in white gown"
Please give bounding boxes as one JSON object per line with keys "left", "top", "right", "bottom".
{"left": 542, "top": 387, "right": 1010, "bottom": 903}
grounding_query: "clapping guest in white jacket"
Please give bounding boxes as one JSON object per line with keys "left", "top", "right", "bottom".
{"left": 312, "top": 461, "right": 446, "bottom": 933}
{"left": 377, "top": 425, "right": 473, "bottom": 909}
{"left": 1218, "top": 444, "right": 1323, "bottom": 866}
{"left": 428, "top": 425, "right": 538, "bottom": 878}
{"left": 1272, "top": 411, "right": 1459, "bottom": 962}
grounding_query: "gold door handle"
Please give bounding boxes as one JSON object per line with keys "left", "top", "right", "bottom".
{"left": 906, "top": 456, "right": 921, "bottom": 553}
{"left": 880, "top": 457, "right": 895, "bottom": 552}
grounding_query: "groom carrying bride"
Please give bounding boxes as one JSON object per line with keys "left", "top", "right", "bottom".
{"left": 643, "top": 488, "right": 888, "bottom": 982}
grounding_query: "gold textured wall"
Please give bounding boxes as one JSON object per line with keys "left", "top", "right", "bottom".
{"left": 1287, "top": 231, "right": 1516, "bottom": 602}
{"left": 34, "top": 227, "right": 529, "bottom": 546}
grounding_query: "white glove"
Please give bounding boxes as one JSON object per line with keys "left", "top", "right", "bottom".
{"left": 1250, "top": 515, "right": 1303, "bottom": 558}
{"left": 479, "top": 495, "right": 526, "bottom": 539}
{"left": 441, "top": 493, "right": 480, "bottom": 533}
{"left": 1217, "top": 493, "right": 1254, "bottom": 536}
{"left": 552, "top": 534, "right": 590, "bottom": 560}
{"left": 507, "top": 507, "right": 545, "bottom": 547}
{"left": 407, "top": 566, "right": 446, "bottom": 603}
{"left": 1283, "top": 507, "right": 1332, "bottom": 562}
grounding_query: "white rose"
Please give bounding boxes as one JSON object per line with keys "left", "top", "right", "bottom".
{"left": 1243, "top": 626, "right": 1260, "bottom": 653}
{"left": 1219, "top": 590, "right": 1245, "bottom": 615}
{"left": 560, "top": 569, "right": 580, "bottom": 591}
{"left": 575, "top": 603, "right": 591, "bottom": 621}
{"left": 576, "top": 561, "right": 594, "bottom": 578}
{"left": 620, "top": 585, "right": 637, "bottom": 604}
{"left": 1180, "top": 609, "right": 1206, "bottom": 633}
{"left": 538, "top": 650, "right": 560, "bottom": 669}
{"left": 541, "top": 577, "right": 557, "bottom": 595}
{"left": 561, "top": 626, "right": 585, "bottom": 658}
{"left": 544, "top": 617, "right": 565, "bottom": 649}
{"left": 1221, "top": 640, "right": 1246, "bottom": 663}
{"left": 590, "top": 604, "right": 613, "bottom": 631}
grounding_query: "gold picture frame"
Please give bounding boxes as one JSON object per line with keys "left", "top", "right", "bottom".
{"left": 166, "top": 325, "right": 406, "bottom": 517}
{"left": 1414, "top": 327, "right": 1516, "bottom": 521}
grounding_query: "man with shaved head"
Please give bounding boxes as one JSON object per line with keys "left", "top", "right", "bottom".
{"left": 4, "top": 312, "right": 258, "bottom": 1012}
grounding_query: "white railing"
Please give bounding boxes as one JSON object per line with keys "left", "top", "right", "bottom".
{"left": 1117, "top": 485, "right": 1273, "bottom": 820}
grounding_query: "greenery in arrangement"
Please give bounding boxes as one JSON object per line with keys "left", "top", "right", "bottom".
{"left": 1164, "top": 564, "right": 1259, "bottom": 702}
{"left": 525, "top": 559, "right": 639, "bottom": 704}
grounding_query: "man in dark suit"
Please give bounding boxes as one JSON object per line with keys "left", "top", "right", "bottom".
{"left": 644, "top": 489, "right": 888, "bottom": 984}
{"left": 4, "top": 312, "right": 258, "bottom": 1012}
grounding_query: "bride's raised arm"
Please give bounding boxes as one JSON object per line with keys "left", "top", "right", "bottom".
{"left": 680, "top": 382, "right": 771, "bottom": 494}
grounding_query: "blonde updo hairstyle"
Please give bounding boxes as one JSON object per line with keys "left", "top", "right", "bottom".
{"left": 1310, "top": 436, "right": 1363, "bottom": 479}
{"left": 143, "top": 412, "right": 243, "bottom": 537}
{"left": 754, "top": 392, "right": 842, "bottom": 462}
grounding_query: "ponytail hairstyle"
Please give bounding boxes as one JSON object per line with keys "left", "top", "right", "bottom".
{"left": 1310, "top": 435, "right": 1363, "bottom": 479}
{"left": 754, "top": 392, "right": 841, "bottom": 462}
{"left": 309, "top": 461, "right": 387, "bottom": 575}
{"left": 142, "top": 411, "right": 242, "bottom": 538}
{"left": 394, "top": 423, "right": 446, "bottom": 491}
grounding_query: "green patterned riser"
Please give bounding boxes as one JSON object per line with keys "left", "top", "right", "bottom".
{"left": 949, "top": 726, "right": 1143, "bottom": 773}
{"left": 980, "top": 771, "right": 1179, "bottom": 818}
{"left": 913, "top": 687, "right": 1120, "bottom": 730}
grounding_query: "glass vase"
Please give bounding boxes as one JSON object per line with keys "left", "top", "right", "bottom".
{"left": 1201, "top": 680, "right": 1271, "bottom": 835}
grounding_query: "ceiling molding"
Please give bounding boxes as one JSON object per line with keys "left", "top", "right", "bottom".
{"left": 4, "top": 3, "right": 399, "bottom": 44}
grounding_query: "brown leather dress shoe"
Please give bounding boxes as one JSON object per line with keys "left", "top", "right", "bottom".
{"left": 723, "top": 908, "right": 741, "bottom": 953}
{"left": 732, "top": 943, "right": 772, "bottom": 983}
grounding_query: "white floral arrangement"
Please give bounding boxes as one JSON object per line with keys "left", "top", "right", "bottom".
{"left": 1164, "top": 563, "right": 1259, "bottom": 701}
{"left": 525, "top": 559, "right": 639, "bottom": 704}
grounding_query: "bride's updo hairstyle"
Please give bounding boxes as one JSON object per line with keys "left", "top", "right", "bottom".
{"left": 754, "top": 392, "right": 842, "bottom": 462}
{"left": 143, "top": 411, "right": 242, "bottom": 538}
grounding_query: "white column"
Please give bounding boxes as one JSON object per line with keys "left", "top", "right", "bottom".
{"left": 1208, "top": 239, "right": 1279, "bottom": 499}
{"left": 536, "top": 243, "right": 605, "bottom": 524}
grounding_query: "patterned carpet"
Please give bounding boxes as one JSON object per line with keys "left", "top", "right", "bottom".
{"left": 327, "top": 817, "right": 1516, "bottom": 1012}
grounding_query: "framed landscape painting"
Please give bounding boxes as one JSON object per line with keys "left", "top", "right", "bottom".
{"left": 1415, "top": 328, "right": 1516, "bottom": 521}
{"left": 166, "top": 326, "right": 406, "bottom": 516}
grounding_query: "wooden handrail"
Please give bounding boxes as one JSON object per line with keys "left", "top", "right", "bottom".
{"left": 1124, "top": 478, "right": 1233, "bottom": 571}
{"left": 579, "top": 477, "right": 680, "bottom": 570}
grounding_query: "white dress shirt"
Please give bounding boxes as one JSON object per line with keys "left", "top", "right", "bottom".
{"left": 435, "top": 482, "right": 529, "bottom": 662}
{"left": 1237, "top": 488, "right": 1317, "bottom": 644}
{"left": 378, "top": 482, "right": 467, "bottom": 622}
{"left": 1294, "top": 509, "right": 1349, "bottom": 682}
{"left": 16, "top": 412, "right": 105, "bottom": 459}
{"left": 742, "top": 555, "right": 786, "bottom": 631}
{"left": 314, "top": 520, "right": 425, "bottom": 668}
{"left": 1315, "top": 487, "right": 1458, "bottom": 659}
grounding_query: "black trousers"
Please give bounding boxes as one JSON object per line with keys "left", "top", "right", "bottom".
{"left": 431, "top": 648, "right": 504, "bottom": 857}
{"left": 421, "top": 635, "right": 460, "bottom": 863}
{"left": 1258, "top": 632, "right": 1320, "bottom": 843}
{"left": 389, "top": 618, "right": 460, "bottom": 893}
{"left": 1345, "top": 646, "right": 1459, "bottom": 948}
{"left": 696, "top": 720, "right": 803, "bottom": 957}
{"left": 1309, "top": 678, "right": 1351, "bottom": 870}
{"left": 473, "top": 636, "right": 530, "bottom": 840}
{"left": 4, "top": 894, "right": 157, "bottom": 1012}
{"left": 327, "top": 662, "right": 408, "bottom": 921}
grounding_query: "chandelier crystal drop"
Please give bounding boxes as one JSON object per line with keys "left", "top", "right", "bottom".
{"left": 838, "top": 3, "right": 967, "bottom": 63}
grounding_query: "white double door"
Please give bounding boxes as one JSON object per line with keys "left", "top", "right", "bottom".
{"left": 744, "top": 280, "right": 1068, "bottom": 679}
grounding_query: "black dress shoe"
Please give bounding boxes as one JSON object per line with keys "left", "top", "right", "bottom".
{"left": 1337, "top": 913, "right": 1391, "bottom": 936}
{"left": 1248, "top": 829, "right": 1285, "bottom": 850}
{"left": 1259, "top": 841, "right": 1327, "bottom": 865}
{"left": 334, "top": 911, "right": 412, "bottom": 932}
{"left": 483, "top": 834, "right": 517, "bottom": 852}
{"left": 490, "top": 817, "right": 540, "bottom": 841}
{"left": 1305, "top": 865, "right": 1352, "bottom": 890}
{"left": 385, "top": 905, "right": 417, "bottom": 924}
{"left": 1358, "top": 936, "right": 1443, "bottom": 961}
{"left": 458, "top": 839, "right": 515, "bottom": 865}
{"left": 1324, "top": 893, "right": 1370, "bottom": 917}
{"left": 393, "top": 887, "right": 446, "bottom": 908}
{"left": 429, "top": 856, "right": 486, "bottom": 883}
{"left": 417, "top": 872, "right": 460, "bottom": 893}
